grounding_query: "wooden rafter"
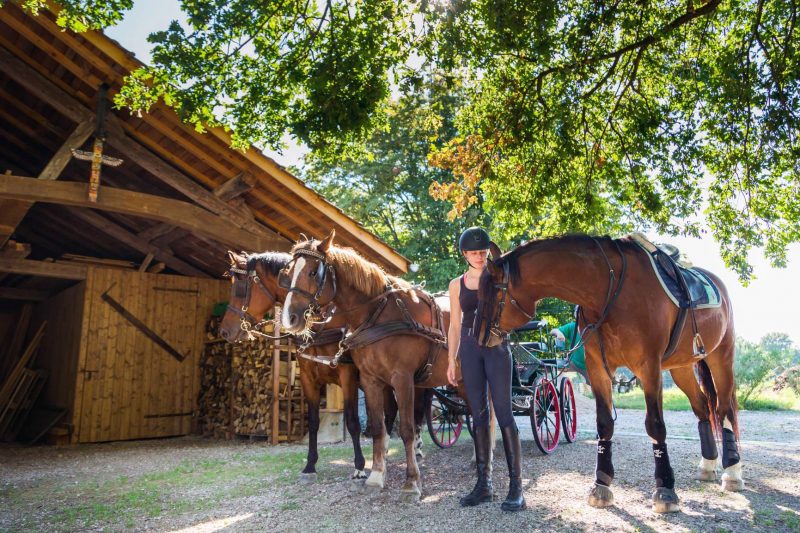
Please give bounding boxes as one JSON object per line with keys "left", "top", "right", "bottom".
{"left": 0, "top": 257, "right": 87, "bottom": 280}
{"left": 0, "top": 174, "right": 281, "bottom": 251}
{"left": 67, "top": 208, "right": 208, "bottom": 278}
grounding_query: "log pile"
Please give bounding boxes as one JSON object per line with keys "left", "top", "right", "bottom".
{"left": 198, "top": 313, "right": 307, "bottom": 443}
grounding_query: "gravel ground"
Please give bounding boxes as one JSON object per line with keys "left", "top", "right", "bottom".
{"left": 1, "top": 394, "right": 799, "bottom": 533}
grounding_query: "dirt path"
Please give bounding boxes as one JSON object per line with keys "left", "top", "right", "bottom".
{"left": 2, "top": 396, "right": 799, "bottom": 532}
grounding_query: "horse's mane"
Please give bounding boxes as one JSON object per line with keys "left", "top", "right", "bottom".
{"left": 496, "top": 233, "right": 637, "bottom": 284}
{"left": 292, "top": 240, "right": 411, "bottom": 298}
{"left": 244, "top": 251, "right": 292, "bottom": 277}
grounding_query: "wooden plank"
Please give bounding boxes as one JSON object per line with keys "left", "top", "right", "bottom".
{"left": 71, "top": 272, "right": 94, "bottom": 443}
{"left": 0, "top": 304, "right": 33, "bottom": 384}
{"left": 0, "top": 321, "right": 46, "bottom": 409}
{"left": 0, "top": 287, "right": 50, "bottom": 301}
{"left": 0, "top": 175, "right": 278, "bottom": 251}
{"left": 68, "top": 209, "right": 206, "bottom": 278}
{"left": 0, "top": 46, "right": 92, "bottom": 124}
{"left": 138, "top": 252, "right": 155, "bottom": 273}
{"left": 1, "top": 240, "right": 32, "bottom": 259}
{"left": 137, "top": 223, "right": 174, "bottom": 243}
{"left": 0, "top": 118, "right": 95, "bottom": 247}
{"left": 0, "top": 258, "right": 87, "bottom": 280}
{"left": 212, "top": 172, "right": 256, "bottom": 201}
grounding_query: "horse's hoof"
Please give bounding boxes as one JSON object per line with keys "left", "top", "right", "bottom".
{"left": 697, "top": 468, "right": 717, "bottom": 482}
{"left": 652, "top": 487, "right": 680, "bottom": 513}
{"left": 298, "top": 472, "right": 317, "bottom": 484}
{"left": 721, "top": 463, "right": 744, "bottom": 492}
{"left": 588, "top": 483, "right": 614, "bottom": 508}
{"left": 349, "top": 477, "right": 366, "bottom": 491}
{"left": 400, "top": 489, "right": 422, "bottom": 503}
{"left": 721, "top": 476, "right": 744, "bottom": 492}
{"left": 361, "top": 482, "right": 383, "bottom": 495}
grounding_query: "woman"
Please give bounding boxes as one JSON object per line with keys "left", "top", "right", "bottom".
{"left": 447, "top": 227, "right": 526, "bottom": 512}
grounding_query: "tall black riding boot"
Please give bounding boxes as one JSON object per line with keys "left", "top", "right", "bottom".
{"left": 500, "top": 425, "right": 527, "bottom": 512}
{"left": 460, "top": 425, "right": 494, "bottom": 506}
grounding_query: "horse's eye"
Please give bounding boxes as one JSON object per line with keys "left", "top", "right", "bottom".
{"left": 309, "top": 270, "right": 317, "bottom": 278}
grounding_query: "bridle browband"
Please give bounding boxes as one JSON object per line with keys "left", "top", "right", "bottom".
{"left": 481, "top": 237, "right": 628, "bottom": 381}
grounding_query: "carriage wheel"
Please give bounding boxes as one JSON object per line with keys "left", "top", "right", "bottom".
{"left": 530, "top": 377, "right": 560, "bottom": 454}
{"left": 559, "top": 377, "right": 578, "bottom": 443}
{"left": 426, "top": 393, "right": 463, "bottom": 448}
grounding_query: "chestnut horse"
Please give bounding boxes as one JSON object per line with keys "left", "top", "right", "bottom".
{"left": 279, "top": 232, "right": 455, "bottom": 501}
{"left": 220, "top": 251, "right": 423, "bottom": 483}
{"left": 475, "top": 235, "right": 742, "bottom": 513}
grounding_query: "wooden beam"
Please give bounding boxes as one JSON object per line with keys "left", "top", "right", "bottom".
{"left": 0, "top": 119, "right": 95, "bottom": 248}
{"left": 0, "top": 258, "right": 87, "bottom": 280}
{"left": 136, "top": 223, "right": 175, "bottom": 243}
{"left": 0, "top": 240, "right": 32, "bottom": 259}
{"left": 138, "top": 252, "right": 155, "bottom": 273}
{"left": 67, "top": 209, "right": 209, "bottom": 278}
{"left": 0, "top": 46, "right": 91, "bottom": 124}
{"left": 212, "top": 171, "right": 256, "bottom": 201}
{"left": 0, "top": 287, "right": 50, "bottom": 301}
{"left": 105, "top": 117, "right": 287, "bottom": 249}
{"left": 0, "top": 174, "right": 279, "bottom": 251}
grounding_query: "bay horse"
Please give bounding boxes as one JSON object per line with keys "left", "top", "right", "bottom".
{"left": 220, "top": 251, "right": 422, "bottom": 483}
{"left": 279, "top": 231, "right": 456, "bottom": 501}
{"left": 475, "top": 234, "right": 742, "bottom": 513}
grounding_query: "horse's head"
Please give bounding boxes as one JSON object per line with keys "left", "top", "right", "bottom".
{"left": 220, "top": 250, "right": 286, "bottom": 342}
{"left": 475, "top": 242, "right": 537, "bottom": 347}
{"left": 280, "top": 230, "right": 337, "bottom": 334}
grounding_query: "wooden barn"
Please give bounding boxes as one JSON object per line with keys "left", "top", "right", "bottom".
{"left": 0, "top": 4, "right": 407, "bottom": 445}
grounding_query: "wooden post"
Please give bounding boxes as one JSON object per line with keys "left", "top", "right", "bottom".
{"left": 271, "top": 313, "right": 281, "bottom": 445}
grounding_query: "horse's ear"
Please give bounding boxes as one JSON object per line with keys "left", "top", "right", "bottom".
{"left": 227, "top": 250, "right": 245, "bottom": 265}
{"left": 319, "top": 229, "right": 335, "bottom": 253}
{"left": 489, "top": 241, "right": 503, "bottom": 261}
{"left": 487, "top": 258, "right": 502, "bottom": 278}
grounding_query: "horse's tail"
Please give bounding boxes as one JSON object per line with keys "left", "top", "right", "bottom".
{"left": 695, "top": 359, "right": 721, "bottom": 438}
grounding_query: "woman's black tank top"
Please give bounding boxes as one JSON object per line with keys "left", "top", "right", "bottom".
{"left": 459, "top": 275, "right": 479, "bottom": 330}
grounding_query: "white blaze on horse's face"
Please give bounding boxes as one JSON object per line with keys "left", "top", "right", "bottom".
{"left": 281, "top": 256, "right": 306, "bottom": 331}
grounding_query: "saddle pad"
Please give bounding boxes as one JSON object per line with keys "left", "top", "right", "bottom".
{"left": 631, "top": 239, "right": 721, "bottom": 309}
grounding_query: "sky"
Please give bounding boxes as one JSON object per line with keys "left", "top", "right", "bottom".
{"left": 104, "top": 1, "right": 800, "bottom": 345}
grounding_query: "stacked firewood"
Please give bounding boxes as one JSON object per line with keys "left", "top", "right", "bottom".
{"left": 197, "top": 316, "right": 306, "bottom": 442}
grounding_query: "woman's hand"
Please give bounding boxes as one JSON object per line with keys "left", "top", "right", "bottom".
{"left": 447, "top": 359, "right": 457, "bottom": 386}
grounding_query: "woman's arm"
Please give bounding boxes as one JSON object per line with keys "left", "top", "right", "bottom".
{"left": 447, "top": 277, "right": 461, "bottom": 385}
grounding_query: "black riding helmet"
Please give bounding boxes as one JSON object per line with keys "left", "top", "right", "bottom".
{"left": 458, "top": 227, "right": 491, "bottom": 252}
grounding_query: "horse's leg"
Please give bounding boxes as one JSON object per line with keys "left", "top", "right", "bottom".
{"left": 670, "top": 366, "right": 719, "bottom": 481}
{"left": 641, "top": 367, "right": 680, "bottom": 513}
{"left": 361, "top": 375, "right": 388, "bottom": 494}
{"left": 340, "top": 366, "right": 367, "bottom": 483}
{"left": 413, "top": 388, "right": 432, "bottom": 459}
{"left": 383, "top": 386, "right": 397, "bottom": 453}
{"left": 392, "top": 373, "right": 423, "bottom": 502}
{"left": 299, "top": 373, "right": 321, "bottom": 483}
{"left": 587, "top": 364, "right": 616, "bottom": 508}
{"left": 708, "top": 351, "right": 745, "bottom": 491}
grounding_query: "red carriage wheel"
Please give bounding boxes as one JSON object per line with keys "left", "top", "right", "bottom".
{"left": 558, "top": 377, "right": 578, "bottom": 443}
{"left": 530, "top": 377, "right": 561, "bottom": 454}
{"left": 426, "top": 393, "right": 463, "bottom": 448}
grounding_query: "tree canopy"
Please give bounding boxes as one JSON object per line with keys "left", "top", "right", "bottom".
{"left": 10, "top": 0, "right": 799, "bottom": 281}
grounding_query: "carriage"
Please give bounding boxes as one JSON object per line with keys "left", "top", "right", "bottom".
{"left": 426, "top": 320, "right": 579, "bottom": 454}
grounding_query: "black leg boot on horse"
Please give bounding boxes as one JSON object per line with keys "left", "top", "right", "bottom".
{"left": 460, "top": 425, "right": 494, "bottom": 506}
{"left": 500, "top": 425, "right": 526, "bottom": 512}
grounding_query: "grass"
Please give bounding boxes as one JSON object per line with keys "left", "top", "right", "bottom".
{"left": 2, "top": 443, "right": 363, "bottom": 532}
{"left": 599, "top": 386, "right": 800, "bottom": 411}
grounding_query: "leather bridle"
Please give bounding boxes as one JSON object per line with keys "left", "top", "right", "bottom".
{"left": 279, "top": 248, "right": 337, "bottom": 319}
{"left": 226, "top": 262, "right": 277, "bottom": 334}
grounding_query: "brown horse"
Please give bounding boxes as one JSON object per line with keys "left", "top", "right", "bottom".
{"left": 279, "top": 231, "right": 455, "bottom": 501}
{"left": 220, "top": 251, "right": 369, "bottom": 482}
{"left": 475, "top": 234, "right": 742, "bottom": 513}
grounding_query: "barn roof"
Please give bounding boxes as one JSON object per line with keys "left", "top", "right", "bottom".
{"left": 0, "top": 3, "right": 407, "bottom": 299}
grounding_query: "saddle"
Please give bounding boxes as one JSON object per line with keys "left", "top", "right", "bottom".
{"left": 628, "top": 233, "right": 721, "bottom": 362}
